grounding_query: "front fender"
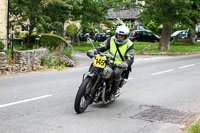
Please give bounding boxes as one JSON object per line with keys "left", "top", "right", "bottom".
{"left": 82, "top": 72, "right": 94, "bottom": 81}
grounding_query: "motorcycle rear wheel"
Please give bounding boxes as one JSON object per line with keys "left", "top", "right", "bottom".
{"left": 74, "top": 77, "right": 93, "bottom": 113}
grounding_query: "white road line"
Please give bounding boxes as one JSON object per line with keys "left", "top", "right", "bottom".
{"left": 178, "top": 64, "right": 195, "bottom": 69}
{"left": 151, "top": 69, "right": 174, "bottom": 76}
{"left": 128, "top": 77, "right": 134, "bottom": 80}
{"left": 70, "top": 67, "right": 89, "bottom": 70}
{"left": 0, "top": 94, "right": 52, "bottom": 108}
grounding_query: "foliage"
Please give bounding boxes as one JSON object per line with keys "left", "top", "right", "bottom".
{"left": 13, "top": 34, "right": 71, "bottom": 51}
{"left": 79, "top": 0, "right": 112, "bottom": 33}
{"left": 40, "top": 33, "right": 72, "bottom": 49}
{"left": 66, "top": 24, "right": 78, "bottom": 37}
{"left": 145, "top": 22, "right": 162, "bottom": 35}
{"left": 123, "top": 0, "right": 200, "bottom": 50}
{"left": 10, "top": 0, "right": 76, "bottom": 40}
{"left": 187, "top": 121, "right": 200, "bottom": 133}
{"left": 41, "top": 45, "right": 75, "bottom": 70}
{"left": 10, "top": 0, "right": 45, "bottom": 40}
{"left": 23, "top": 33, "right": 71, "bottom": 50}
{"left": 0, "top": 40, "right": 5, "bottom": 52}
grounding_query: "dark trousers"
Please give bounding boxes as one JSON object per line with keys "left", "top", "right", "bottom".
{"left": 113, "top": 67, "right": 123, "bottom": 80}
{"left": 111, "top": 67, "right": 123, "bottom": 93}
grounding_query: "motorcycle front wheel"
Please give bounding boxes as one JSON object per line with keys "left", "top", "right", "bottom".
{"left": 74, "top": 77, "right": 93, "bottom": 113}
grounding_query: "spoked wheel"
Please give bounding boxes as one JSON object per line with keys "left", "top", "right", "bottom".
{"left": 74, "top": 77, "right": 93, "bottom": 113}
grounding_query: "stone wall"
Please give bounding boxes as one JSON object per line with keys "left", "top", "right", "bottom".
{"left": 0, "top": 48, "right": 47, "bottom": 75}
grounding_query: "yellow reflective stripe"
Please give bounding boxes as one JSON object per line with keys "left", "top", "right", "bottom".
{"left": 108, "top": 51, "right": 121, "bottom": 59}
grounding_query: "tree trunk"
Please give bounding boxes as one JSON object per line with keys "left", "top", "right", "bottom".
{"left": 188, "top": 25, "right": 196, "bottom": 45}
{"left": 77, "top": 35, "right": 82, "bottom": 46}
{"left": 158, "top": 24, "right": 172, "bottom": 50}
{"left": 70, "top": 36, "right": 75, "bottom": 45}
{"left": 28, "top": 27, "right": 34, "bottom": 45}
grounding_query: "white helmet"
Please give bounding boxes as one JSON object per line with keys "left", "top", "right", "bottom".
{"left": 115, "top": 25, "right": 130, "bottom": 45}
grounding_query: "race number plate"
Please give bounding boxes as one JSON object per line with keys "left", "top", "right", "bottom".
{"left": 93, "top": 54, "right": 106, "bottom": 68}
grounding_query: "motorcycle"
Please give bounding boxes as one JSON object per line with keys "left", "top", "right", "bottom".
{"left": 94, "top": 33, "right": 107, "bottom": 42}
{"left": 77, "top": 29, "right": 88, "bottom": 41}
{"left": 74, "top": 37, "right": 128, "bottom": 113}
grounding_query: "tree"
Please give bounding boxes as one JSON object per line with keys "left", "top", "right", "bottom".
{"left": 138, "top": 0, "right": 192, "bottom": 50}
{"left": 66, "top": 24, "right": 78, "bottom": 45}
{"left": 123, "top": 0, "right": 200, "bottom": 50}
{"left": 10, "top": 0, "right": 75, "bottom": 43}
{"left": 79, "top": 0, "right": 112, "bottom": 33}
{"left": 181, "top": 0, "right": 200, "bottom": 44}
{"left": 42, "top": 0, "right": 73, "bottom": 36}
{"left": 10, "top": 0, "right": 44, "bottom": 43}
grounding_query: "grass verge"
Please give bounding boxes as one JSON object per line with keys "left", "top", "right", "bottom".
{"left": 72, "top": 41, "right": 200, "bottom": 55}
{"left": 185, "top": 120, "right": 200, "bottom": 133}
{"left": 72, "top": 42, "right": 101, "bottom": 52}
{"left": 72, "top": 41, "right": 151, "bottom": 53}
{"left": 145, "top": 41, "right": 200, "bottom": 55}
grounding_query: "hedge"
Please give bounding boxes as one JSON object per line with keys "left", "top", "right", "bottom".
{"left": 23, "top": 33, "right": 72, "bottom": 50}
{"left": 40, "top": 33, "right": 71, "bottom": 49}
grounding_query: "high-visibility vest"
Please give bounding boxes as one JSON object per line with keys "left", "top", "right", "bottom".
{"left": 109, "top": 37, "right": 133, "bottom": 64}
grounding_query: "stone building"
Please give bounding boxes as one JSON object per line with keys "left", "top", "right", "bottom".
{"left": 0, "top": 0, "right": 8, "bottom": 48}
{"left": 106, "top": 8, "right": 140, "bottom": 29}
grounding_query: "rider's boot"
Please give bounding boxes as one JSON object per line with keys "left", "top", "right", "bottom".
{"left": 110, "top": 79, "right": 121, "bottom": 102}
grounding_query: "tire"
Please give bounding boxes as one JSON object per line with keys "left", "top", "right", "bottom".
{"left": 153, "top": 39, "right": 158, "bottom": 43}
{"left": 74, "top": 77, "right": 93, "bottom": 113}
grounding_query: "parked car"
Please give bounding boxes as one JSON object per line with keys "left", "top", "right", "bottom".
{"left": 196, "top": 32, "right": 200, "bottom": 38}
{"left": 171, "top": 30, "right": 198, "bottom": 41}
{"left": 170, "top": 30, "right": 188, "bottom": 41}
{"left": 129, "top": 30, "right": 160, "bottom": 43}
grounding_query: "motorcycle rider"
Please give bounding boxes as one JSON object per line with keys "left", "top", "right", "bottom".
{"left": 87, "top": 25, "right": 134, "bottom": 102}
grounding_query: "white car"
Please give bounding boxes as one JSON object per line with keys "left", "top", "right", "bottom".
{"left": 170, "top": 30, "right": 188, "bottom": 41}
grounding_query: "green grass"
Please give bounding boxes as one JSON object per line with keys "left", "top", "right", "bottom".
{"left": 134, "top": 42, "right": 152, "bottom": 53}
{"left": 72, "top": 41, "right": 200, "bottom": 55}
{"left": 187, "top": 121, "right": 200, "bottom": 133}
{"left": 72, "top": 42, "right": 101, "bottom": 52}
{"left": 146, "top": 41, "right": 200, "bottom": 55}
{"left": 72, "top": 41, "right": 151, "bottom": 53}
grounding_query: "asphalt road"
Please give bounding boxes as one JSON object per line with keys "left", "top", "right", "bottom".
{"left": 0, "top": 51, "right": 200, "bottom": 133}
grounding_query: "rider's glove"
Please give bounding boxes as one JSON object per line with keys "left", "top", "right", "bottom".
{"left": 119, "top": 62, "right": 128, "bottom": 70}
{"left": 87, "top": 49, "right": 97, "bottom": 58}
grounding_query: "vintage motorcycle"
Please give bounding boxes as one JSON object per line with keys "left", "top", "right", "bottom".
{"left": 74, "top": 37, "right": 128, "bottom": 113}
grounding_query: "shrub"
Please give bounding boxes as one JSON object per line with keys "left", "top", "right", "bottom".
{"left": 0, "top": 40, "right": 5, "bottom": 52}
{"left": 23, "top": 33, "right": 72, "bottom": 50}
{"left": 41, "top": 45, "right": 75, "bottom": 69}
{"left": 66, "top": 24, "right": 78, "bottom": 37}
{"left": 40, "top": 33, "right": 72, "bottom": 49}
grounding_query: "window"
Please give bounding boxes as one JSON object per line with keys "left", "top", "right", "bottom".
{"left": 142, "top": 31, "right": 147, "bottom": 35}
{"left": 11, "top": 25, "right": 15, "bottom": 32}
{"left": 147, "top": 32, "right": 152, "bottom": 36}
{"left": 21, "top": 24, "right": 29, "bottom": 32}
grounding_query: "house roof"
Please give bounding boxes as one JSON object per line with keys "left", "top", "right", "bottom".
{"left": 106, "top": 8, "right": 140, "bottom": 20}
